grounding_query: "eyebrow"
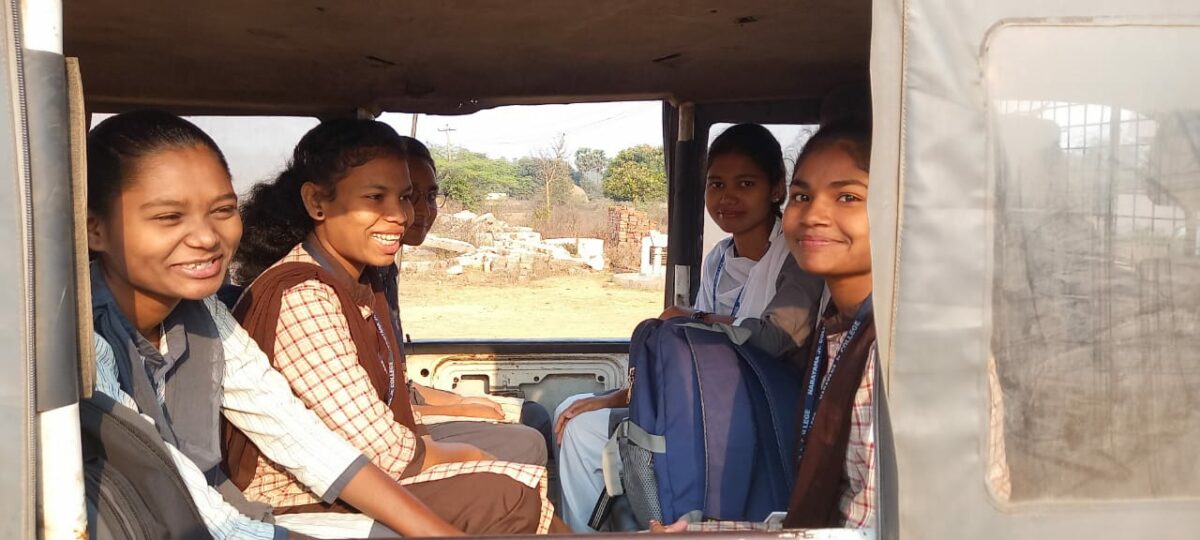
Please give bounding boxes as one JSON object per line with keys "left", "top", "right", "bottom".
{"left": 707, "top": 174, "right": 761, "bottom": 181}
{"left": 139, "top": 192, "right": 237, "bottom": 210}
{"left": 789, "top": 179, "right": 868, "bottom": 189}
{"left": 831, "top": 179, "right": 869, "bottom": 189}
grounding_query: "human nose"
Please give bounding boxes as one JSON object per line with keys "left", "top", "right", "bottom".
{"left": 801, "top": 196, "right": 833, "bottom": 227}
{"left": 386, "top": 196, "right": 413, "bottom": 227}
{"left": 184, "top": 218, "right": 220, "bottom": 249}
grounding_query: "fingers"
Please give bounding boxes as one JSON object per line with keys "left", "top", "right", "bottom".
{"left": 648, "top": 518, "right": 689, "bottom": 533}
{"left": 553, "top": 409, "right": 575, "bottom": 445}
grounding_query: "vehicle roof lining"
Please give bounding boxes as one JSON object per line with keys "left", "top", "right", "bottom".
{"left": 63, "top": 1, "right": 870, "bottom": 117}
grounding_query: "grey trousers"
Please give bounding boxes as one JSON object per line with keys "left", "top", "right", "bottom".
{"left": 426, "top": 419, "right": 549, "bottom": 466}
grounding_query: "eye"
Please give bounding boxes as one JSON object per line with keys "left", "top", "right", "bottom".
{"left": 365, "top": 193, "right": 384, "bottom": 201}
{"left": 153, "top": 213, "right": 183, "bottom": 223}
{"left": 707, "top": 181, "right": 724, "bottom": 190}
{"left": 212, "top": 205, "right": 237, "bottom": 217}
{"left": 791, "top": 192, "right": 811, "bottom": 203}
{"left": 738, "top": 180, "right": 756, "bottom": 189}
{"left": 837, "top": 193, "right": 863, "bottom": 203}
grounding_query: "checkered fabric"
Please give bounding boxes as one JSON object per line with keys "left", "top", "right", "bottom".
{"left": 242, "top": 245, "right": 554, "bottom": 532}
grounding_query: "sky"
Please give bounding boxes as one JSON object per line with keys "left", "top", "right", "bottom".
{"left": 100, "top": 101, "right": 813, "bottom": 195}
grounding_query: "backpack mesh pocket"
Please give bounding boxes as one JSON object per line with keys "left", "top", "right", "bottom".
{"left": 619, "top": 433, "right": 663, "bottom": 528}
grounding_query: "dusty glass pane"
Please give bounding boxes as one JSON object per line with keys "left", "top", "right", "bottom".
{"left": 987, "top": 25, "right": 1200, "bottom": 503}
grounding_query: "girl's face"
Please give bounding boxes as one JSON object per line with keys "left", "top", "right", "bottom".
{"left": 783, "top": 144, "right": 871, "bottom": 279}
{"left": 704, "top": 152, "right": 782, "bottom": 236}
{"left": 87, "top": 145, "right": 242, "bottom": 304}
{"left": 308, "top": 155, "right": 414, "bottom": 274}
{"left": 402, "top": 160, "right": 438, "bottom": 246}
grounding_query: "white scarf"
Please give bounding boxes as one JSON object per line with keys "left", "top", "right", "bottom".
{"left": 695, "top": 219, "right": 790, "bottom": 319}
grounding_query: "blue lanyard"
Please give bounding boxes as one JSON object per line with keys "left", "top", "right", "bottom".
{"left": 304, "top": 239, "right": 396, "bottom": 406}
{"left": 795, "top": 295, "right": 873, "bottom": 465}
{"left": 712, "top": 245, "right": 747, "bottom": 317}
{"left": 370, "top": 313, "right": 397, "bottom": 406}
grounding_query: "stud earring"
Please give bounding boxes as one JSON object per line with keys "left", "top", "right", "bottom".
{"left": 315, "top": 211, "right": 324, "bottom": 218}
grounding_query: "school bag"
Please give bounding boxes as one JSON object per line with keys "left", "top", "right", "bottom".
{"left": 81, "top": 392, "right": 213, "bottom": 540}
{"left": 590, "top": 317, "right": 801, "bottom": 530}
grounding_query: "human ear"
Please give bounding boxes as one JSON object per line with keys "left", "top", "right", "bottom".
{"left": 771, "top": 183, "right": 786, "bottom": 203}
{"left": 86, "top": 212, "right": 109, "bottom": 254}
{"left": 300, "top": 182, "right": 326, "bottom": 221}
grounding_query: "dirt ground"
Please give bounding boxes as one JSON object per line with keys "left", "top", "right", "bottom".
{"left": 397, "top": 271, "right": 665, "bottom": 339}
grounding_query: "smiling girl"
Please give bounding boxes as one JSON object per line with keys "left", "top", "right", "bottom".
{"left": 229, "top": 119, "right": 561, "bottom": 534}
{"left": 781, "top": 121, "right": 876, "bottom": 529}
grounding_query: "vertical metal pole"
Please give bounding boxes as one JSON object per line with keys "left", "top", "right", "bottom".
{"left": 22, "top": 0, "right": 88, "bottom": 538}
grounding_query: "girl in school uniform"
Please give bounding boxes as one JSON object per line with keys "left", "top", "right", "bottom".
{"left": 226, "top": 118, "right": 564, "bottom": 533}
{"left": 553, "top": 124, "right": 823, "bottom": 532}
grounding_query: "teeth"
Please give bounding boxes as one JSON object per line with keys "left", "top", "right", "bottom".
{"left": 372, "top": 233, "right": 401, "bottom": 244}
{"left": 182, "top": 260, "right": 214, "bottom": 270}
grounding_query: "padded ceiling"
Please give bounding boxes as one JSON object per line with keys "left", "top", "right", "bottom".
{"left": 64, "top": 0, "right": 870, "bottom": 117}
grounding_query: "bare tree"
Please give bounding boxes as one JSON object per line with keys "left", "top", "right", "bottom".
{"left": 532, "top": 133, "right": 572, "bottom": 217}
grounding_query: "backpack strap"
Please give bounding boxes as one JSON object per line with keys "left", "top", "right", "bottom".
{"left": 81, "top": 393, "right": 213, "bottom": 540}
{"left": 600, "top": 419, "right": 666, "bottom": 497}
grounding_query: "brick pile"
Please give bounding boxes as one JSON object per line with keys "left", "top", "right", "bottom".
{"left": 607, "top": 206, "right": 658, "bottom": 251}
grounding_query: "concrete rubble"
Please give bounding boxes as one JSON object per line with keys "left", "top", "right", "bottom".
{"left": 401, "top": 210, "right": 605, "bottom": 274}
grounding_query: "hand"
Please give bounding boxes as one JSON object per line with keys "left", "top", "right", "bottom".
{"left": 554, "top": 394, "right": 617, "bottom": 445}
{"left": 649, "top": 517, "right": 690, "bottom": 533}
{"left": 658, "top": 306, "right": 695, "bottom": 320}
{"left": 421, "top": 437, "right": 495, "bottom": 469}
{"left": 455, "top": 402, "right": 505, "bottom": 421}
{"left": 460, "top": 396, "right": 505, "bottom": 417}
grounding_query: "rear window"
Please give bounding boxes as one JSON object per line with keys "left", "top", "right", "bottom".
{"left": 985, "top": 24, "right": 1200, "bottom": 503}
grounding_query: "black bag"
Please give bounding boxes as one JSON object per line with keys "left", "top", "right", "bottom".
{"left": 81, "top": 393, "right": 213, "bottom": 540}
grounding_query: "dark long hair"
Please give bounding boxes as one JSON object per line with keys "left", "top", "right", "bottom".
{"left": 234, "top": 118, "right": 415, "bottom": 284}
{"left": 88, "top": 110, "right": 229, "bottom": 217}
{"left": 398, "top": 135, "right": 436, "bottom": 173}
{"left": 794, "top": 120, "right": 872, "bottom": 173}
{"left": 706, "top": 123, "right": 786, "bottom": 216}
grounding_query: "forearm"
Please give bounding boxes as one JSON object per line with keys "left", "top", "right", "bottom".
{"left": 412, "top": 383, "right": 465, "bottom": 406}
{"left": 700, "top": 313, "right": 736, "bottom": 325}
{"left": 414, "top": 403, "right": 486, "bottom": 417}
{"left": 340, "top": 465, "right": 463, "bottom": 537}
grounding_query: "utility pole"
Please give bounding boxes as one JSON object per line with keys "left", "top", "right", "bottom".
{"left": 438, "top": 123, "right": 457, "bottom": 159}
{"left": 410, "top": 113, "right": 418, "bottom": 137}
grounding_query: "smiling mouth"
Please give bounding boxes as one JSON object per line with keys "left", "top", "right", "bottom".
{"left": 799, "top": 236, "right": 842, "bottom": 247}
{"left": 371, "top": 233, "right": 402, "bottom": 246}
{"left": 172, "top": 256, "right": 223, "bottom": 279}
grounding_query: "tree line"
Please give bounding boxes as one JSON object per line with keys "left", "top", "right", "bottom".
{"left": 432, "top": 140, "right": 666, "bottom": 210}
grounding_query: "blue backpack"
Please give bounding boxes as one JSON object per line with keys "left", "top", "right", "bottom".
{"left": 591, "top": 317, "right": 801, "bottom": 529}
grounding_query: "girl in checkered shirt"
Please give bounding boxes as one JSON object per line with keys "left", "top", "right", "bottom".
{"left": 230, "top": 118, "right": 566, "bottom": 534}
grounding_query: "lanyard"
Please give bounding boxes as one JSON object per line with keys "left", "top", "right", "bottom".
{"left": 303, "top": 239, "right": 396, "bottom": 406}
{"left": 795, "top": 295, "right": 872, "bottom": 465}
{"left": 370, "top": 313, "right": 397, "bottom": 406}
{"left": 712, "top": 244, "right": 747, "bottom": 317}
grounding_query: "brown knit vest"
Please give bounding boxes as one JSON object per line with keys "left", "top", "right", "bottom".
{"left": 783, "top": 306, "right": 876, "bottom": 528}
{"left": 220, "top": 262, "right": 425, "bottom": 497}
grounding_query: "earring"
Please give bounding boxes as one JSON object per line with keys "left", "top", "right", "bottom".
{"left": 315, "top": 211, "right": 324, "bottom": 218}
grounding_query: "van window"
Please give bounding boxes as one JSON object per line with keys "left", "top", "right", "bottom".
{"left": 390, "top": 101, "right": 667, "bottom": 340}
{"left": 985, "top": 24, "right": 1200, "bottom": 503}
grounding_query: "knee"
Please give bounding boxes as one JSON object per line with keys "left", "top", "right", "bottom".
{"left": 521, "top": 401, "right": 552, "bottom": 433}
{"left": 491, "top": 478, "right": 544, "bottom": 534}
{"left": 513, "top": 424, "right": 548, "bottom": 466}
